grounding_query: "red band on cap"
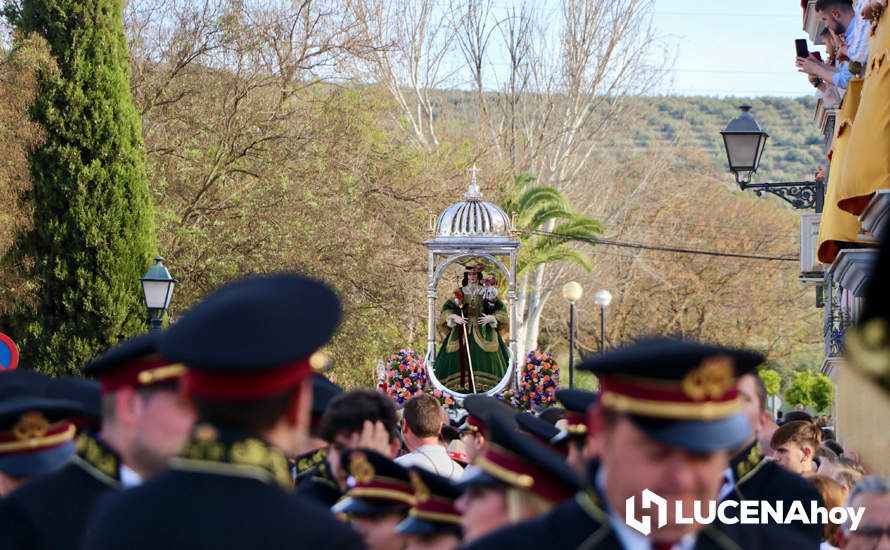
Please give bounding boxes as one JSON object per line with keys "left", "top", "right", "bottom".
{"left": 565, "top": 411, "right": 586, "bottom": 427}
{"left": 99, "top": 355, "right": 182, "bottom": 394}
{"left": 414, "top": 496, "right": 460, "bottom": 522}
{"left": 184, "top": 359, "right": 312, "bottom": 402}
{"left": 347, "top": 477, "right": 415, "bottom": 505}
{"left": 598, "top": 375, "right": 739, "bottom": 406}
{"left": 0, "top": 419, "right": 76, "bottom": 455}
{"left": 479, "top": 444, "right": 575, "bottom": 503}
{"left": 466, "top": 415, "right": 485, "bottom": 432}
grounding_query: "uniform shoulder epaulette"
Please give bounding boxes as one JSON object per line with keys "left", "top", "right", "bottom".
{"left": 734, "top": 442, "right": 768, "bottom": 487}
{"left": 174, "top": 425, "right": 292, "bottom": 489}
{"left": 71, "top": 433, "right": 121, "bottom": 487}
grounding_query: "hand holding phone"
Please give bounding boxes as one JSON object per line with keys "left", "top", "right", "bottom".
{"left": 795, "top": 38, "right": 809, "bottom": 59}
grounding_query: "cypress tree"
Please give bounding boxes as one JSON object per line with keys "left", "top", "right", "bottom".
{"left": 2, "top": 0, "right": 156, "bottom": 375}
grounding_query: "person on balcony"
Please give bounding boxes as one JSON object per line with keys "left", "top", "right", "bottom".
{"left": 797, "top": 0, "right": 870, "bottom": 94}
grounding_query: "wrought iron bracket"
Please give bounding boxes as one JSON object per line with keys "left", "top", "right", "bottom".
{"left": 735, "top": 174, "right": 824, "bottom": 211}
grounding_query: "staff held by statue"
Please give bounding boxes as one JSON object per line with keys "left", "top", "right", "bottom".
{"left": 453, "top": 289, "right": 477, "bottom": 394}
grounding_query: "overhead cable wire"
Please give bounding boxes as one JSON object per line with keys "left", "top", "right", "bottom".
{"left": 529, "top": 230, "right": 798, "bottom": 262}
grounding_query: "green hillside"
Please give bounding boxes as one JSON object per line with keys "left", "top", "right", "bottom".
{"left": 435, "top": 90, "right": 826, "bottom": 186}
{"left": 620, "top": 95, "right": 826, "bottom": 184}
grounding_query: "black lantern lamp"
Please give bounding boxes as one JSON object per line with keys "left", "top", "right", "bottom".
{"left": 140, "top": 256, "right": 176, "bottom": 332}
{"left": 720, "top": 105, "right": 823, "bottom": 211}
{"left": 721, "top": 105, "right": 769, "bottom": 185}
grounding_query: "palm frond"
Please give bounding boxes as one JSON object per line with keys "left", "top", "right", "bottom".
{"left": 520, "top": 247, "right": 593, "bottom": 274}
{"left": 517, "top": 187, "right": 567, "bottom": 213}
{"left": 524, "top": 205, "right": 576, "bottom": 229}
{"left": 551, "top": 218, "right": 606, "bottom": 237}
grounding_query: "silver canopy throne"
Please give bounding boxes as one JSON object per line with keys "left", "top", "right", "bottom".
{"left": 423, "top": 172, "right": 521, "bottom": 399}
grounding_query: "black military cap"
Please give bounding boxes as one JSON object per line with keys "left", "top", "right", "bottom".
{"left": 556, "top": 389, "right": 598, "bottom": 416}
{"left": 458, "top": 395, "right": 516, "bottom": 434}
{"left": 440, "top": 424, "right": 460, "bottom": 444}
{"left": 332, "top": 448, "right": 414, "bottom": 516}
{"left": 311, "top": 374, "right": 342, "bottom": 419}
{"left": 515, "top": 412, "right": 565, "bottom": 455}
{"left": 0, "top": 369, "right": 51, "bottom": 394}
{"left": 83, "top": 332, "right": 184, "bottom": 394}
{"left": 45, "top": 376, "right": 102, "bottom": 431}
{"left": 779, "top": 410, "right": 813, "bottom": 425}
{"left": 538, "top": 407, "right": 567, "bottom": 425}
{"left": 395, "top": 467, "right": 462, "bottom": 536}
{"left": 551, "top": 389, "right": 598, "bottom": 444}
{"left": 159, "top": 274, "right": 341, "bottom": 401}
{"left": 461, "top": 415, "right": 582, "bottom": 504}
{"left": 309, "top": 374, "right": 342, "bottom": 438}
{"left": 577, "top": 337, "right": 762, "bottom": 452}
{"left": 0, "top": 386, "right": 81, "bottom": 477}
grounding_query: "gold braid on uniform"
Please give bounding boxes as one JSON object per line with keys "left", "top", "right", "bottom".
{"left": 733, "top": 442, "right": 764, "bottom": 483}
{"left": 733, "top": 442, "right": 770, "bottom": 498}
{"left": 295, "top": 448, "right": 328, "bottom": 478}
{"left": 71, "top": 433, "right": 122, "bottom": 488}
{"left": 172, "top": 424, "right": 292, "bottom": 490}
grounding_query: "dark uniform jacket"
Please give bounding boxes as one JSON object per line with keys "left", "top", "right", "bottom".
{"left": 295, "top": 460, "right": 343, "bottom": 508}
{"left": 82, "top": 427, "right": 362, "bottom": 550}
{"left": 726, "top": 441, "right": 825, "bottom": 544}
{"left": 465, "top": 488, "right": 818, "bottom": 550}
{"left": 0, "top": 434, "right": 122, "bottom": 550}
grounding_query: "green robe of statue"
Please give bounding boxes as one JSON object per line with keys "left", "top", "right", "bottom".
{"left": 434, "top": 285, "right": 509, "bottom": 392}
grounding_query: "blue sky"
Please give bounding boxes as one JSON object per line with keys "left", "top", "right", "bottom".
{"left": 475, "top": 1, "right": 820, "bottom": 97}
{"left": 650, "top": 0, "right": 817, "bottom": 97}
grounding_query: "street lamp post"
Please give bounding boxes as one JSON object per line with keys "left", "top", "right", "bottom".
{"left": 721, "top": 105, "right": 824, "bottom": 212}
{"left": 594, "top": 289, "right": 612, "bottom": 355}
{"left": 562, "top": 281, "right": 583, "bottom": 388}
{"left": 140, "top": 256, "right": 177, "bottom": 332}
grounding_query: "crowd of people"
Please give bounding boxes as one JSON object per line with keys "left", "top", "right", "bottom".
{"left": 796, "top": 0, "right": 873, "bottom": 107}
{"left": 0, "top": 270, "right": 888, "bottom": 550}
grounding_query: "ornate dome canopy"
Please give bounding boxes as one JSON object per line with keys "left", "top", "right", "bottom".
{"left": 434, "top": 176, "right": 512, "bottom": 239}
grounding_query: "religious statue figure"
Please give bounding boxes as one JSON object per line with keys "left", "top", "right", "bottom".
{"left": 434, "top": 262, "right": 509, "bottom": 392}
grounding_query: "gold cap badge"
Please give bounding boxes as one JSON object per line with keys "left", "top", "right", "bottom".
{"left": 13, "top": 412, "right": 49, "bottom": 441}
{"left": 410, "top": 470, "right": 431, "bottom": 503}
{"left": 349, "top": 452, "right": 375, "bottom": 484}
{"left": 681, "top": 356, "right": 734, "bottom": 401}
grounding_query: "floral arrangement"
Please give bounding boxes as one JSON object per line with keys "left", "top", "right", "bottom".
{"left": 379, "top": 349, "right": 429, "bottom": 405}
{"left": 514, "top": 350, "right": 560, "bottom": 411}
{"left": 431, "top": 389, "right": 456, "bottom": 409}
{"left": 494, "top": 387, "right": 521, "bottom": 409}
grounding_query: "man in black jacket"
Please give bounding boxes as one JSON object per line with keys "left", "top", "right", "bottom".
{"left": 82, "top": 273, "right": 362, "bottom": 550}
{"left": 0, "top": 332, "right": 192, "bottom": 550}
{"left": 465, "top": 338, "right": 817, "bottom": 550}
{"left": 728, "top": 372, "right": 824, "bottom": 543}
